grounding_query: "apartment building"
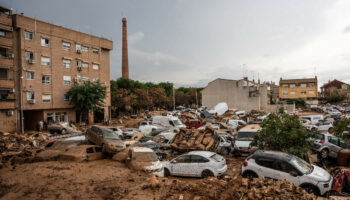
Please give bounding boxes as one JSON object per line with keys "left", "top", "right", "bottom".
{"left": 0, "top": 7, "right": 113, "bottom": 132}
{"left": 279, "top": 77, "right": 318, "bottom": 100}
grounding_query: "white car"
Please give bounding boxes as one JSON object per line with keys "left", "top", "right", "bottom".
{"left": 315, "top": 121, "right": 333, "bottom": 132}
{"left": 162, "top": 151, "right": 227, "bottom": 178}
{"left": 241, "top": 150, "right": 333, "bottom": 196}
{"left": 233, "top": 124, "right": 261, "bottom": 156}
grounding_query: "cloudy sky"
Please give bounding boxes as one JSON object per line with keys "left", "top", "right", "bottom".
{"left": 2, "top": 0, "right": 350, "bottom": 87}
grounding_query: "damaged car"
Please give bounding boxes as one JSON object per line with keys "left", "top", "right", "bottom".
{"left": 59, "top": 145, "right": 104, "bottom": 162}
{"left": 86, "top": 126, "right": 126, "bottom": 153}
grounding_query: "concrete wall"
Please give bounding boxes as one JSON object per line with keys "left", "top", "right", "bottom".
{"left": 201, "top": 79, "right": 269, "bottom": 112}
{"left": 265, "top": 104, "right": 295, "bottom": 113}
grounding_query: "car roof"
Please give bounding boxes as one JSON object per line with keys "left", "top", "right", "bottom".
{"left": 187, "top": 151, "right": 215, "bottom": 158}
{"left": 132, "top": 147, "right": 154, "bottom": 153}
{"left": 238, "top": 124, "right": 261, "bottom": 132}
{"left": 252, "top": 150, "right": 293, "bottom": 161}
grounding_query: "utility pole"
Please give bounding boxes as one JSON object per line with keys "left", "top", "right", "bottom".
{"left": 20, "top": 76, "right": 24, "bottom": 133}
{"left": 195, "top": 89, "right": 198, "bottom": 108}
{"left": 146, "top": 87, "right": 149, "bottom": 111}
{"left": 173, "top": 87, "right": 175, "bottom": 111}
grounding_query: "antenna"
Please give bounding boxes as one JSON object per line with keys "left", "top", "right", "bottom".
{"left": 314, "top": 66, "right": 316, "bottom": 76}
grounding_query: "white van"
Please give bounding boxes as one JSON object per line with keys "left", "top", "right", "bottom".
{"left": 300, "top": 115, "right": 324, "bottom": 125}
{"left": 152, "top": 116, "right": 185, "bottom": 129}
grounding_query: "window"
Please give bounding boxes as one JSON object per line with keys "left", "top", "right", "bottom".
{"left": 0, "top": 47, "right": 7, "bottom": 58}
{"left": 76, "top": 43, "right": 81, "bottom": 51}
{"left": 309, "top": 83, "right": 315, "bottom": 87}
{"left": 190, "top": 155, "right": 209, "bottom": 163}
{"left": 42, "top": 75, "right": 51, "bottom": 84}
{"left": 42, "top": 94, "right": 51, "bottom": 103}
{"left": 81, "top": 45, "right": 89, "bottom": 52}
{"left": 309, "top": 90, "right": 315, "bottom": 95}
{"left": 0, "top": 68, "right": 7, "bottom": 80}
{"left": 275, "top": 161, "right": 295, "bottom": 173}
{"left": 290, "top": 84, "right": 295, "bottom": 88}
{"left": 282, "top": 84, "right": 288, "bottom": 88}
{"left": 64, "top": 93, "right": 70, "bottom": 101}
{"left": 41, "top": 38, "right": 50, "bottom": 47}
{"left": 77, "top": 59, "right": 82, "bottom": 67}
{"left": 26, "top": 71, "right": 34, "bottom": 80}
{"left": 0, "top": 30, "right": 5, "bottom": 37}
{"left": 0, "top": 90, "right": 9, "bottom": 100}
{"left": 81, "top": 77, "right": 89, "bottom": 82}
{"left": 282, "top": 91, "right": 288, "bottom": 95}
{"left": 93, "top": 63, "right": 99, "bottom": 70}
{"left": 26, "top": 91, "right": 35, "bottom": 100}
{"left": 301, "top": 90, "right": 306, "bottom": 94}
{"left": 25, "top": 31, "right": 33, "bottom": 40}
{"left": 62, "top": 42, "right": 71, "bottom": 51}
{"left": 41, "top": 56, "right": 50, "bottom": 66}
{"left": 328, "top": 137, "right": 339, "bottom": 146}
{"left": 63, "top": 76, "right": 71, "bottom": 85}
{"left": 92, "top": 48, "right": 99, "bottom": 54}
{"left": 255, "top": 158, "right": 275, "bottom": 169}
{"left": 300, "top": 83, "right": 307, "bottom": 88}
{"left": 63, "top": 59, "right": 71, "bottom": 68}
{"left": 174, "top": 155, "right": 191, "bottom": 163}
{"left": 25, "top": 51, "right": 34, "bottom": 60}
{"left": 290, "top": 91, "right": 296, "bottom": 95}
{"left": 82, "top": 62, "right": 89, "bottom": 68}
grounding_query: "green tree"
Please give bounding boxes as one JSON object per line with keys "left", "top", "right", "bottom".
{"left": 68, "top": 81, "right": 107, "bottom": 122}
{"left": 325, "top": 88, "right": 347, "bottom": 103}
{"left": 333, "top": 118, "right": 350, "bottom": 140}
{"left": 251, "top": 109, "right": 315, "bottom": 158}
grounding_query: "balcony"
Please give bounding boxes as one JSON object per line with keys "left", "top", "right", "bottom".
{"left": 0, "top": 58, "right": 13, "bottom": 67}
{"left": 0, "top": 79, "right": 14, "bottom": 88}
{"left": 0, "top": 37, "right": 12, "bottom": 47}
{"left": 0, "top": 99, "right": 15, "bottom": 109}
{"left": 0, "top": 15, "right": 12, "bottom": 26}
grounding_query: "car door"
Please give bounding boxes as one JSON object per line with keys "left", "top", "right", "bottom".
{"left": 171, "top": 155, "right": 192, "bottom": 176}
{"left": 255, "top": 158, "right": 277, "bottom": 179}
{"left": 328, "top": 136, "right": 342, "bottom": 158}
{"left": 87, "top": 147, "right": 103, "bottom": 161}
{"left": 273, "top": 160, "right": 301, "bottom": 186}
{"left": 191, "top": 155, "right": 210, "bottom": 177}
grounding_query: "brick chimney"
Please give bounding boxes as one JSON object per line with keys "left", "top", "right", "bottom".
{"left": 122, "top": 18, "right": 129, "bottom": 79}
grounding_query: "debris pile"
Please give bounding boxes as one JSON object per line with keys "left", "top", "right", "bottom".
{"left": 0, "top": 131, "right": 48, "bottom": 166}
{"left": 144, "top": 176, "right": 316, "bottom": 200}
{"left": 170, "top": 127, "right": 219, "bottom": 152}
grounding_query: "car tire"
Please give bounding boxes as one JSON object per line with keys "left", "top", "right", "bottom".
{"left": 221, "top": 148, "right": 230, "bottom": 155}
{"left": 61, "top": 128, "right": 67, "bottom": 134}
{"left": 242, "top": 171, "right": 258, "bottom": 180}
{"left": 201, "top": 170, "right": 214, "bottom": 178}
{"left": 164, "top": 168, "right": 170, "bottom": 177}
{"left": 328, "top": 127, "right": 333, "bottom": 133}
{"left": 320, "top": 149, "right": 329, "bottom": 159}
{"left": 301, "top": 184, "right": 320, "bottom": 195}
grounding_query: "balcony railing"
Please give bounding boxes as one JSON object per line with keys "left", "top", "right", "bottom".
{"left": 0, "top": 99, "right": 15, "bottom": 109}
{"left": 0, "top": 58, "right": 13, "bottom": 67}
{"left": 0, "top": 37, "right": 12, "bottom": 47}
{"left": 0, "top": 79, "right": 14, "bottom": 88}
{"left": 0, "top": 15, "right": 12, "bottom": 26}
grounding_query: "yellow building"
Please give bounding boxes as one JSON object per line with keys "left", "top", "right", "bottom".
{"left": 279, "top": 77, "right": 318, "bottom": 99}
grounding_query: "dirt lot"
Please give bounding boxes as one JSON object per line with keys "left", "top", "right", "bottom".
{"left": 0, "top": 155, "right": 318, "bottom": 200}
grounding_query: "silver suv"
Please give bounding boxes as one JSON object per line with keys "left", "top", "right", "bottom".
{"left": 311, "top": 133, "right": 349, "bottom": 159}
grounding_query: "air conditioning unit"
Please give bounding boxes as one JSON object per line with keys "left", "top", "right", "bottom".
{"left": 28, "top": 59, "right": 36, "bottom": 64}
{"left": 28, "top": 99, "right": 35, "bottom": 104}
{"left": 76, "top": 49, "right": 82, "bottom": 54}
{"left": 77, "top": 66, "right": 82, "bottom": 71}
{"left": 6, "top": 110, "right": 14, "bottom": 116}
{"left": 9, "top": 88, "right": 15, "bottom": 93}
{"left": 8, "top": 53, "right": 14, "bottom": 59}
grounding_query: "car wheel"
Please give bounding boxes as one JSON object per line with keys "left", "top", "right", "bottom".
{"left": 61, "top": 128, "right": 67, "bottom": 134}
{"left": 320, "top": 149, "right": 328, "bottom": 159}
{"left": 242, "top": 171, "right": 258, "bottom": 180}
{"left": 302, "top": 184, "right": 319, "bottom": 195}
{"left": 164, "top": 168, "right": 170, "bottom": 177}
{"left": 328, "top": 127, "right": 333, "bottom": 133}
{"left": 201, "top": 170, "right": 214, "bottom": 178}
{"left": 221, "top": 148, "right": 230, "bottom": 155}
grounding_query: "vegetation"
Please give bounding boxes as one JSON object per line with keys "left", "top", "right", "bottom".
{"left": 251, "top": 108, "right": 315, "bottom": 158}
{"left": 110, "top": 78, "right": 202, "bottom": 116}
{"left": 333, "top": 118, "right": 350, "bottom": 141}
{"left": 324, "top": 88, "right": 347, "bottom": 103}
{"left": 286, "top": 98, "right": 306, "bottom": 109}
{"left": 68, "top": 81, "right": 107, "bottom": 121}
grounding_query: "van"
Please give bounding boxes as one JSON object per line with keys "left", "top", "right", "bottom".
{"left": 233, "top": 124, "right": 261, "bottom": 156}
{"left": 152, "top": 116, "right": 185, "bottom": 129}
{"left": 300, "top": 115, "right": 324, "bottom": 125}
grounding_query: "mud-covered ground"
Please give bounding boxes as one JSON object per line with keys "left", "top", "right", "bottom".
{"left": 0, "top": 156, "right": 248, "bottom": 200}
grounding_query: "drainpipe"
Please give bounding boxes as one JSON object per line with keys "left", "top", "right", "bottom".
{"left": 20, "top": 76, "right": 24, "bottom": 133}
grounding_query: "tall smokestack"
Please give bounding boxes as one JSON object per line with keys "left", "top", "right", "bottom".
{"left": 122, "top": 18, "right": 129, "bottom": 79}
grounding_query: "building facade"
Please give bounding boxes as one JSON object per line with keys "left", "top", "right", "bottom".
{"left": 201, "top": 78, "right": 294, "bottom": 113}
{"left": 279, "top": 77, "right": 318, "bottom": 100}
{"left": 320, "top": 79, "right": 350, "bottom": 98}
{"left": 0, "top": 7, "right": 113, "bottom": 132}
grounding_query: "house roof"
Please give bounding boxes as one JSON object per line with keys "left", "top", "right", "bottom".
{"left": 321, "top": 79, "right": 348, "bottom": 89}
{"left": 279, "top": 77, "right": 317, "bottom": 84}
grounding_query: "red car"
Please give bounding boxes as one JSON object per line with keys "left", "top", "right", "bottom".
{"left": 187, "top": 119, "right": 202, "bottom": 129}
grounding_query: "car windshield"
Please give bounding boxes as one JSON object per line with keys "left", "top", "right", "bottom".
{"left": 173, "top": 119, "right": 182, "bottom": 126}
{"left": 237, "top": 132, "right": 255, "bottom": 141}
{"left": 100, "top": 128, "right": 121, "bottom": 139}
{"left": 290, "top": 156, "right": 313, "bottom": 174}
{"left": 210, "top": 154, "right": 224, "bottom": 162}
{"left": 133, "top": 152, "right": 158, "bottom": 162}
{"left": 317, "top": 134, "right": 325, "bottom": 140}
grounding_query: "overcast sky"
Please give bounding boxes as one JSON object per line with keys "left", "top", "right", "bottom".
{"left": 2, "top": 0, "right": 350, "bottom": 87}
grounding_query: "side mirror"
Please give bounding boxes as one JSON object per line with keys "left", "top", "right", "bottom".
{"left": 290, "top": 171, "right": 298, "bottom": 177}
